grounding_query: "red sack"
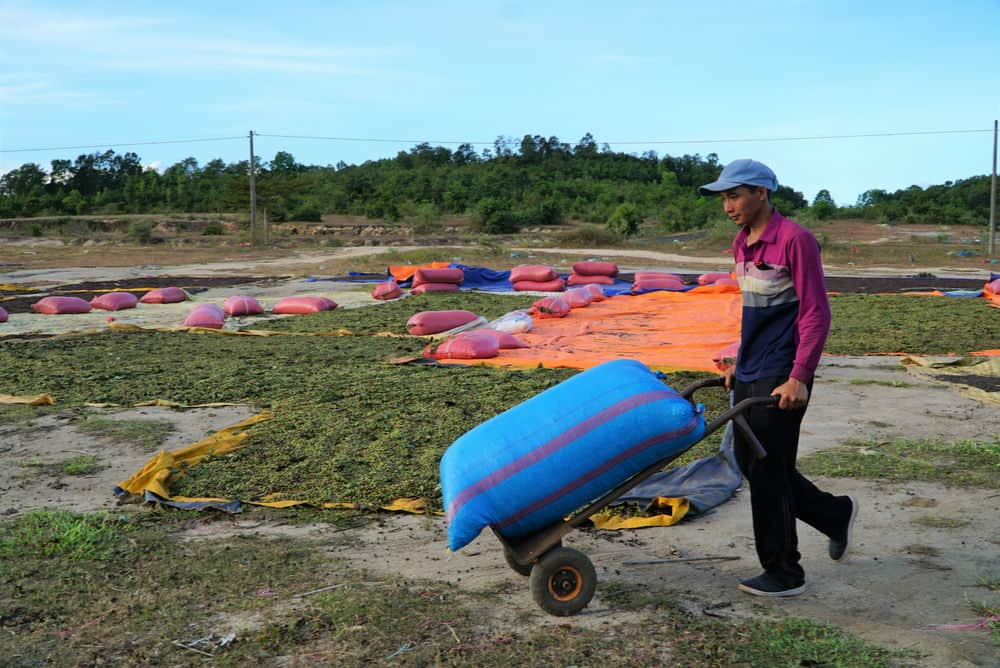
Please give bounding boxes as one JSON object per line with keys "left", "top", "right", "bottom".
{"left": 572, "top": 261, "right": 619, "bottom": 277}
{"left": 633, "top": 277, "right": 685, "bottom": 292}
{"left": 273, "top": 296, "right": 338, "bottom": 314}
{"left": 583, "top": 284, "right": 606, "bottom": 301}
{"left": 713, "top": 341, "right": 740, "bottom": 372}
{"left": 697, "top": 272, "right": 732, "bottom": 285}
{"left": 475, "top": 329, "right": 529, "bottom": 349}
{"left": 406, "top": 309, "right": 480, "bottom": 336}
{"left": 634, "top": 271, "right": 682, "bottom": 282}
{"left": 0, "top": 306, "right": 7, "bottom": 323}
{"left": 90, "top": 292, "right": 138, "bottom": 311}
{"left": 509, "top": 264, "right": 556, "bottom": 283}
{"left": 371, "top": 280, "right": 402, "bottom": 300}
{"left": 512, "top": 278, "right": 566, "bottom": 292}
{"left": 413, "top": 267, "right": 464, "bottom": 286}
{"left": 32, "top": 296, "right": 92, "bottom": 314}
{"left": 139, "top": 287, "right": 188, "bottom": 304}
{"left": 223, "top": 295, "right": 264, "bottom": 316}
{"left": 563, "top": 288, "right": 593, "bottom": 308}
{"left": 530, "top": 296, "right": 570, "bottom": 318}
{"left": 424, "top": 331, "right": 500, "bottom": 360}
{"left": 567, "top": 273, "right": 614, "bottom": 286}
{"left": 183, "top": 303, "right": 226, "bottom": 329}
{"left": 410, "top": 282, "right": 460, "bottom": 294}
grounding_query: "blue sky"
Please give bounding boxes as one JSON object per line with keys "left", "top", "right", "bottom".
{"left": 1, "top": 0, "right": 998, "bottom": 207}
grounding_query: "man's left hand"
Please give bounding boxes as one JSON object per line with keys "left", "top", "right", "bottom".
{"left": 771, "top": 377, "right": 809, "bottom": 410}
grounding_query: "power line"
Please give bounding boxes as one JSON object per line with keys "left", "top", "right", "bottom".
{"left": 0, "top": 135, "right": 245, "bottom": 154}
{"left": 257, "top": 128, "right": 993, "bottom": 147}
{"left": 1, "top": 127, "right": 991, "bottom": 155}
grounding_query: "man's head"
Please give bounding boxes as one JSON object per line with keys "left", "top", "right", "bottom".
{"left": 698, "top": 159, "right": 778, "bottom": 196}
{"left": 699, "top": 159, "right": 777, "bottom": 227}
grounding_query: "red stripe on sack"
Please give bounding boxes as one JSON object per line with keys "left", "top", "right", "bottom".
{"left": 445, "top": 389, "right": 676, "bottom": 523}
{"left": 495, "top": 414, "right": 701, "bottom": 530}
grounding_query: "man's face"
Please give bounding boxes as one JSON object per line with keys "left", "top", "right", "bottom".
{"left": 719, "top": 185, "right": 768, "bottom": 226}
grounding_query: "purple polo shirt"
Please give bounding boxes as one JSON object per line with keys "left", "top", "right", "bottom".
{"left": 732, "top": 209, "right": 831, "bottom": 383}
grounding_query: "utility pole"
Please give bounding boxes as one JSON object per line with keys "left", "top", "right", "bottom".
{"left": 990, "top": 119, "right": 997, "bottom": 258}
{"left": 249, "top": 130, "right": 258, "bottom": 246}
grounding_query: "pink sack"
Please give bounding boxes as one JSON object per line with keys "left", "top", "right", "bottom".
{"left": 512, "top": 278, "right": 566, "bottom": 292}
{"left": 406, "top": 310, "right": 479, "bottom": 336}
{"left": 583, "top": 284, "right": 606, "bottom": 301}
{"left": 713, "top": 341, "right": 740, "bottom": 372}
{"left": 698, "top": 272, "right": 732, "bottom": 285}
{"left": 183, "top": 303, "right": 226, "bottom": 329}
{"left": 140, "top": 287, "right": 188, "bottom": 304}
{"left": 32, "top": 296, "right": 92, "bottom": 314}
{"left": 509, "top": 264, "right": 556, "bottom": 283}
{"left": 475, "top": 329, "right": 529, "bottom": 349}
{"left": 424, "top": 331, "right": 500, "bottom": 360}
{"left": 567, "top": 273, "right": 614, "bottom": 286}
{"left": 530, "top": 296, "right": 570, "bottom": 319}
{"left": 563, "top": 288, "right": 593, "bottom": 309}
{"left": 223, "top": 295, "right": 264, "bottom": 316}
{"left": 572, "top": 261, "right": 619, "bottom": 277}
{"left": 371, "top": 280, "right": 402, "bottom": 300}
{"left": 0, "top": 306, "right": 7, "bottom": 323}
{"left": 273, "top": 296, "right": 338, "bottom": 314}
{"left": 985, "top": 279, "right": 1000, "bottom": 295}
{"left": 713, "top": 277, "right": 739, "bottom": 287}
{"left": 413, "top": 267, "right": 464, "bottom": 286}
{"left": 90, "top": 292, "right": 138, "bottom": 311}
{"left": 410, "top": 283, "right": 460, "bottom": 294}
{"left": 633, "top": 277, "right": 685, "bottom": 292}
{"left": 634, "top": 271, "right": 683, "bottom": 282}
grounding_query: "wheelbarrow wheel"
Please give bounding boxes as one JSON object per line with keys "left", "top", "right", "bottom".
{"left": 503, "top": 547, "right": 533, "bottom": 576}
{"left": 529, "top": 547, "right": 596, "bottom": 616}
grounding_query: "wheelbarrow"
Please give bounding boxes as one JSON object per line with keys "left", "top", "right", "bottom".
{"left": 490, "top": 376, "right": 777, "bottom": 616}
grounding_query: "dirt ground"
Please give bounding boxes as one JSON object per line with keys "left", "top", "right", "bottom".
{"left": 2, "top": 244, "right": 999, "bottom": 666}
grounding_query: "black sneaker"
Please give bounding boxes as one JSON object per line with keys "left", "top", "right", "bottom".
{"left": 737, "top": 573, "right": 806, "bottom": 598}
{"left": 828, "top": 496, "right": 859, "bottom": 562}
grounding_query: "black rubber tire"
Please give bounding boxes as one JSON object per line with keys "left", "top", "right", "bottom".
{"left": 503, "top": 547, "right": 533, "bottom": 576}
{"left": 529, "top": 547, "right": 597, "bottom": 616}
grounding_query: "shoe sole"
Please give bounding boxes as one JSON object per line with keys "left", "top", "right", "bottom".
{"left": 737, "top": 582, "right": 806, "bottom": 597}
{"left": 834, "top": 496, "right": 860, "bottom": 562}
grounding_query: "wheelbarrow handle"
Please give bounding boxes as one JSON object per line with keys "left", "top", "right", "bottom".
{"left": 728, "top": 395, "right": 780, "bottom": 460}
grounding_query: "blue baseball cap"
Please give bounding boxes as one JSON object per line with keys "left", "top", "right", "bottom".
{"left": 698, "top": 159, "right": 778, "bottom": 195}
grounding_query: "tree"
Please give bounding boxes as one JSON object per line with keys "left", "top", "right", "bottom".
{"left": 811, "top": 189, "right": 837, "bottom": 220}
{"left": 606, "top": 202, "right": 641, "bottom": 237}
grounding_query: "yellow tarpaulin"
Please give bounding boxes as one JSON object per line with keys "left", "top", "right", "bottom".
{"left": 0, "top": 393, "right": 54, "bottom": 405}
{"left": 590, "top": 496, "right": 690, "bottom": 529}
{"left": 901, "top": 355, "right": 1000, "bottom": 406}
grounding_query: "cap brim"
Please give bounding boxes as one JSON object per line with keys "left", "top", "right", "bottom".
{"left": 698, "top": 179, "right": 742, "bottom": 196}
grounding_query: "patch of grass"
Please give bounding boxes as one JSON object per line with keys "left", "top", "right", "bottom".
{"left": 75, "top": 414, "right": 175, "bottom": 451}
{"left": 964, "top": 597, "right": 1000, "bottom": 647}
{"left": 0, "top": 509, "right": 131, "bottom": 561}
{"left": 800, "top": 438, "right": 1000, "bottom": 488}
{"left": 0, "top": 512, "right": 905, "bottom": 666}
{"left": 976, "top": 573, "right": 1000, "bottom": 592}
{"left": 18, "top": 456, "right": 44, "bottom": 468}
{"left": 848, "top": 378, "right": 915, "bottom": 388}
{"left": 61, "top": 454, "right": 104, "bottom": 476}
{"left": 911, "top": 515, "right": 970, "bottom": 529}
{"left": 828, "top": 294, "right": 1000, "bottom": 355}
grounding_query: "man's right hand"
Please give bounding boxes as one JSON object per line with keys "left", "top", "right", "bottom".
{"left": 723, "top": 366, "right": 735, "bottom": 392}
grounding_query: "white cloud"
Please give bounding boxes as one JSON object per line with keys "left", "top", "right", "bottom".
{"left": 0, "top": 6, "right": 396, "bottom": 76}
{"left": 0, "top": 77, "right": 107, "bottom": 106}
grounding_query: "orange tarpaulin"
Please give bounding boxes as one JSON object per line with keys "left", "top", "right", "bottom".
{"left": 389, "top": 262, "right": 453, "bottom": 283}
{"left": 439, "top": 290, "right": 743, "bottom": 373}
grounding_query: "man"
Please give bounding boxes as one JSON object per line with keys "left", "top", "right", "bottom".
{"left": 699, "top": 159, "right": 858, "bottom": 597}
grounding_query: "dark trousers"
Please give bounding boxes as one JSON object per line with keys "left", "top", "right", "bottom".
{"left": 733, "top": 376, "right": 851, "bottom": 585}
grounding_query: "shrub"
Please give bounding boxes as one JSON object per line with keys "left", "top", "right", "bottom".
{"left": 127, "top": 221, "right": 154, "bottom": 244}
{"left": 606, "top": 202, "right": 641, "bottom": 237}
{"left": 201, "top": 223, "right": 224, "bottom": 236}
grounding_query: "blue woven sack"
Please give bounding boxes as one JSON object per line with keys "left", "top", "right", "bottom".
{"left": 440, "top": 359, "right": 705, "bottom": 551}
